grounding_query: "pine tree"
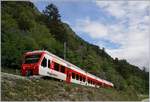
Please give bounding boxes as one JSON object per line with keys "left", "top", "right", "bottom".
{"left": 43, "top": 3, "right": 61, "bottom": 23}
{"left": 43, "top": 3, "right": 66, "bottom": 43}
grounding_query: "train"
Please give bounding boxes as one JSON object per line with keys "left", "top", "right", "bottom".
{"left": 21, "top": 50, "right": 114, "bottom": 88}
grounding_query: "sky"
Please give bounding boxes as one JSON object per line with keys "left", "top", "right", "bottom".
{"left": 32, "top": 0, "right": 150, "bottom": 71}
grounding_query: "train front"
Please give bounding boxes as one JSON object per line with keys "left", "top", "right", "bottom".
{"left": 21, "top": 51, "right": 43, "bottom": 76}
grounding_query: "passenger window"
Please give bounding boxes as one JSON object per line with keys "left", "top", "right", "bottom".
{"left": 80, "top": 76, "right": 82, "bottom": 81}
{"left": 41, "top": 57, "right": 47, "bottom": 67}
{"left": 83, "top": 77, "right": 85, "bottom": 82}
{"left": 60, "top": 66, "right": 65, "bottom": 73}
{"left": 48, "top": 60, "right": 50, "bottom": 68}
{"left": 72, "top": 73, "right": 75, "bottom": 79}
{"left": 54, "top": 62, "right": 59, "bottom": 71}
{"left": 76, "top": 74, "right": 79, "bottom": 80}
{"left": 88, "top": 79, "right": 90, "bottom": 83}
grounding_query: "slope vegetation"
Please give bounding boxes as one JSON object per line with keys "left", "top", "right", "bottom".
{"left": 2, "top": 72, "right": 141, "bottom": 101}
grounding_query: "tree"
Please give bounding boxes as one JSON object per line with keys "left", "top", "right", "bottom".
{"left": 101, "top": 47, "right": 105, "bottom": 57}
{"left": 142, "top": 66, "right": 147, "bottom": 72}
{"left": 43, "top": 3, "right": 66, "bottom": 43}
{"left": 43, "top": 3, "right": 61, "bottom": 22}
{"left": 114, "top": 57, "right": 119, "bottom": 63}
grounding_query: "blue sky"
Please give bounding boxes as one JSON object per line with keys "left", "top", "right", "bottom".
{"left": 32, "top": 0, "right": 150, "bottom": 71}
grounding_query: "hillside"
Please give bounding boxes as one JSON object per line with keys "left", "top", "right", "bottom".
{"left": 2, "top": 72, "right": 144, "bottom": 101}
{"left": 1, "top": 1, "right": 149, "bottom": 101}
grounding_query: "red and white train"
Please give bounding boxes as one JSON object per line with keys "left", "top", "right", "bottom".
{"left": 21, "top": 50, "right": 114, "bottom": 88}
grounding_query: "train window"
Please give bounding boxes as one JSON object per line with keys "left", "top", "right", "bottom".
{"left": 72, "top": 73, "right": 75, "bottom": 79}
{"left": 54, "top": 62, "right": 59, "bottom": 71}
{"left": 48, "top": 60, "right": 50, "bottom": 68}
{"left": 88, "top": 79, "right": 90, "bottom": 83}
{"left": 89, "top": 80, "right": 91, "bottom": 84}
{"left": 24, "top": 54, "right": 41, "bottom": 64}
{"left": 60, "top": 66, "right": 65, "bottom": 73}
{"left": 41, "top": 57, "right": 47, "bottom": 67}
{"left": 80, "top": 76, "right": 82, "bottom": 81}
{"left": 83, "top": 77, "right": 85, "bottom": 82}
{"left": 76, "top": 74, "right": 79, "bottom": 80}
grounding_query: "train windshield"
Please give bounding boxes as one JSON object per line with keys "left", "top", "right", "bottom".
{"left": 24, "top": 54, "right": 41, "bottom": 64}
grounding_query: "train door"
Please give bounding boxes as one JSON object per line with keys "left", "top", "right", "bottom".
{"left": 66, "top": 69, "right": 71, "bottom": 83}
{"left": 39, "top": 54, "right": 49, "bottom": 75}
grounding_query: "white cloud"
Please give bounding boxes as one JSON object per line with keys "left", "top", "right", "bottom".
{"left": 76, "top": 18, "right": 108, "bottom": 38}
{"left": 96, "top": 1, "right": 126, "bottom": 18}
{"left": 75, "top": 1, "right": 150, "bottom": 71}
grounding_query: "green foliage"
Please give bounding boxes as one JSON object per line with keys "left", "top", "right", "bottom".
{"left": 17, "top": 10, "right": 35, "bottom": 30}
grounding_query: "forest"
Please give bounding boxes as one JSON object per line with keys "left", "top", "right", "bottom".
{"left": 1, "top": 1, "right": 149, "bottom": 95}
